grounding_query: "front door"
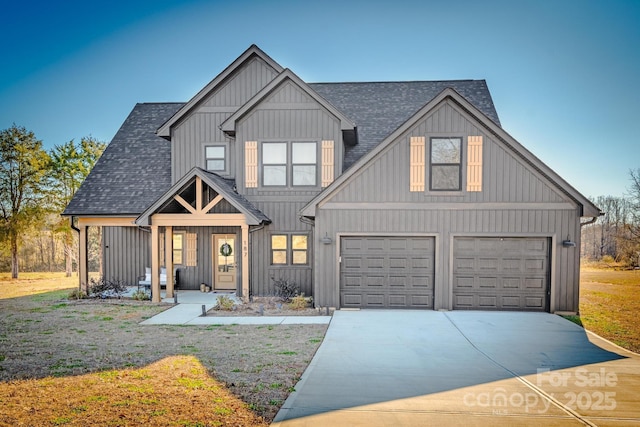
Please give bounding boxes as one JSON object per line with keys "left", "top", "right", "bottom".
{"left": 212, "top": 234, "right": 237, "bottom": 291}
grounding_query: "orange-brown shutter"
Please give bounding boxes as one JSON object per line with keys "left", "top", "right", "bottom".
{"left": 245, "top": 141, "right": 258, "bottom": 188}
{"left": 185, "top": 233, "right": 197, "bottom": 267}
{"left": 466, "top": 136, "right": 483, "bottom": 192}
{"left": 321, "top": 140, "right": 335, "bottom": 187}
{"left": 410, "top": 136, "right": 425, "bottom": 192}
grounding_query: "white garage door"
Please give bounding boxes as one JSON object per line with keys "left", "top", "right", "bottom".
{"left": 452, "top": 237, "right": 550, "bottom": 311}
{"left": 340, "top": 236, "right": 435, "bottom": 309}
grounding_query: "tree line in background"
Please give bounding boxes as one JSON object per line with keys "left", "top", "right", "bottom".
{"left": 1, "top": 124, "right": 638, "bottom": 276}
{"left": 581, "top": 169, "right": 640, "bottom": 267}
{"left": 0, "top": 124, "right": 105, "bottom": 278}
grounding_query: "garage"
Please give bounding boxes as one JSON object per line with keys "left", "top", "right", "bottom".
{"left": 452, "top": 237, "right": 550, "bottom": 311}
{"left": 340, "top": 236, "right": 435, "bottom": 309}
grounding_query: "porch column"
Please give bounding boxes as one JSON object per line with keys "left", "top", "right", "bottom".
{"left": 165, "top": 226, "right": 174, "bottom": 298}
{"left": 78, "top": 225, "right": 88, "bottom": 294}
{"left": 151, "top": 225, "right": 161, "bottom": 302}
{"left": 241, "top": 223, "right": 249, "bottom": 301}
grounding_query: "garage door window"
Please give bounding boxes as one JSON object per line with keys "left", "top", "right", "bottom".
{"left": 430, "top": 137, "right": 461, "bottom": 191}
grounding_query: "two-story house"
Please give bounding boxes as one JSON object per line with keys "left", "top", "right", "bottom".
{"left": 63, "top": 45, "right": 600, "bottom": 313}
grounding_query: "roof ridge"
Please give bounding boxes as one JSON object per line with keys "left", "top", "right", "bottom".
{"left": 309, "top": 79, "right": 482, "bottom": 85}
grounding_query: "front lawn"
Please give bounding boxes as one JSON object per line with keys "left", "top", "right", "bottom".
{"left": 580, "top": 266, "right": 640, "bottom": 353}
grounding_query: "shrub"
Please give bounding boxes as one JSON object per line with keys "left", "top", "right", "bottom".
{"left": 88, "top": 277, "right": 128, "bottom": 299}
{"left": 131, "top": 289, "right": 150, "bottom": 301}
{"left": 271, "top": 278, "right": 300, "bottom": 302}
{"left": 68, "top": 288, "right": 87, "bottom": 300}
{"left": 288, "top": 294, "right": 309, "bottom": 310}
{"left": 214, "top": 295, "right": 236, "bottom": 311}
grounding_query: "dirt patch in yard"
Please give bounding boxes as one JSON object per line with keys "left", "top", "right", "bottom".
{"left": 0, "top": 290, "right": 328, "bottom": 423}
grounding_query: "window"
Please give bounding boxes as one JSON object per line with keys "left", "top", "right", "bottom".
{"left": 263, "top": 143, "right": 287, "bottom": 186}
{"left": 292, "top": 143, "right": 317, "bottom": 186}
{"left": 430, "top": 137, "right": 462, "bottom": 191}
{"left": 271, "top": 234, "right": 288, "bottom": 264}
{"left": 205, "top": 146, "right": 226, "bottom": 172}
{"left": 173, "top": 233, "right": 184, "bottom": 265}
{"left": 271, "top": 234, "right": 309, "bottom": 265}
{"left": 262, "top": 142, "right": 317, "bottom": 187}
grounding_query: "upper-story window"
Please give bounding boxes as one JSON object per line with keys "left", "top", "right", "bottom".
{"left": 262, "top": 142, "right": 317, "bottom": 187}
{"left": 205, "top": 145, "right": 226, "bottom": 172}
{"left": 430, "top": 137, "right": 461, "bottom": 191}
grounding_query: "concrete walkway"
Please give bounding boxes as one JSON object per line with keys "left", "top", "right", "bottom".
{"left": 273, "top": 310, "right": 640, "bottom": 426}
{"left": 139, "top": 291, "right": 331, "bottom": 325}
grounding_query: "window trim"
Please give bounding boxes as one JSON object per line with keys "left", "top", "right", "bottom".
{"left": 260, "top": 141, "right": 318, "bottom": 188}
{"left": 204, "top": 143, "right": 228, "bottom": 174}
{"left": 173, "top": 232, "right": 186, "bottom": 266}
{"left": 270, "top": 233, "right": 310, "bottom": 266}
{"left": 429, "top": 136, "right": 462, "bottom": 192}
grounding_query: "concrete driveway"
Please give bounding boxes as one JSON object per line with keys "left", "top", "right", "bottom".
{"left": 273, "top": 311, "right": 640, "bottom": 426}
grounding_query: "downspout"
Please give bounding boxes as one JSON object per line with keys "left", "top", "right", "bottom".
{"left": 580, "top": 216, "right": 599, "bottom": 228}
{"left": 247, "top": 223, "right": 267, "bottom": 300}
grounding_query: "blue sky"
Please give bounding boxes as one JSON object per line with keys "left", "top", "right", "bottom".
{"left": 0, "top": 0, "right": 638, "bottom": 199}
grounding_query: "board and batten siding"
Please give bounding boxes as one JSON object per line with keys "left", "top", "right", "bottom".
{"left": 234, "top": 80, "right": 343, "bottom": 194}
{"left": 103, "top": 226, "right": 150, "bottom": 286}
{"left": 314, "top": 207, "right": 580, "bottom": 311}
{"left": 171, "top": 56, "right": 280, "bottom": 184}
{"left": 311, "top": 99, "right": 583, "bottom": 312}
{"left": 249, "top": 200, "right": 314, "bottom": 297}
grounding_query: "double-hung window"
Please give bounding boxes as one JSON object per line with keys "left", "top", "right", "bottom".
{"left": 262, "top": 142, "right": 317, "bottom": 187}
{"left": 430, "top": 137, "right": 462, "bottom": 191}
{"left": 271, "top": 234, "right": 309, "bottom": 265}
{"left": 205, "top": 145, "right": 226, "bottom": 172}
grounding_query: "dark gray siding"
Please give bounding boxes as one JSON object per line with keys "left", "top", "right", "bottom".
{"left": 172, "top": 56, "right": 279, "bottom": 183}
{"left": 233, "top": 80, "right": 344, "bottom": 297}
{"left": 313, "top": 100, "right": 582, "bottom": 312}
{"left": 103, "top": 227, "right": 150, "bottom": 286}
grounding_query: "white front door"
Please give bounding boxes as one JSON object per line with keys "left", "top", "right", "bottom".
{"left": 212, "top": 234, "right": 236, "bottom": 291}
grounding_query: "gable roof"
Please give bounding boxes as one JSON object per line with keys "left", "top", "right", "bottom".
{"left": 309, "top": 80, "right": 500, "bottom": 169}
{"left": 301, "top": 87, "right": 601, "bottom": 218}
{"left": 156, "top": 45, "right": 283, "bottom": 138}
{"left": 63, "top": 102, "right": 184, "bottom": 216}
{"left": 136, "top": 167, "right": 270, "bottom": 226}
{"left": 220, "top": 69, "right": 356, "bottom": 135}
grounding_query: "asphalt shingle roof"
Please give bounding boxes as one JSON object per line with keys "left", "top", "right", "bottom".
{"left": 65, "top": 80, "right": 500, "bottom": 216}
{"left": 309, "top": 80, "right": 500, "bottom": 169}
{"left": 63, "top": 103, "right": 184, "bottom": 216}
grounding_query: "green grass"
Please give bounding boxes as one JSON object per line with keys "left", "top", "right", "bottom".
{"left": 579, "top": 267, "right": 640, "bottom": 353}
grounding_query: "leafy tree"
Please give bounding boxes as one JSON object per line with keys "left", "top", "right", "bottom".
{"left": 0, "top": 125, "right": 50, "bottom": 278}
{"left": 48, "top": 137, "right": 106, "bottom": 276}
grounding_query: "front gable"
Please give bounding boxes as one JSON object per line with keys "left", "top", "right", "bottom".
{"left": 302, "top": 88, "right": 600, "bottom": 218}
{"left": 136, "top": 168, "right": 270, "bottom": 226}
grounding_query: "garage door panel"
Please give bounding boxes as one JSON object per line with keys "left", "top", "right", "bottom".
{"left": 453, "top": 237, "right": 549, "bottom": 311}
{"left": 340, "top": 236, "right": 435, "bottom": 309}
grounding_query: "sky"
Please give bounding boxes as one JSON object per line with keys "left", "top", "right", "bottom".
{"left": 0, "top": 0, "right": 638, "bottom": 199}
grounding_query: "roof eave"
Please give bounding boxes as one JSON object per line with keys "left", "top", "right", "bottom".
{"left": 157, "top": 45, "right": 284, "bottom": 138}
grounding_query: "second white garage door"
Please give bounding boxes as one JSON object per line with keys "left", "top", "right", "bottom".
{"left": 340, "top": 236, "right": 435, "bottom": 309}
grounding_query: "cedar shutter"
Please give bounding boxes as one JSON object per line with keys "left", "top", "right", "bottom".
{"left": 409, "top": 136, "right": 425, "bottom": 192}
{"left": 466, "top": 136, "right": 483, "bottom": 192}
{"left": 245, "top": 141, "right": 258, "bottom": 188}
{"left": 185, "top": 233, "right": 197, "bottom": 267}
{"left": 321, "top": 140, "right": 335, "bottom": 187}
